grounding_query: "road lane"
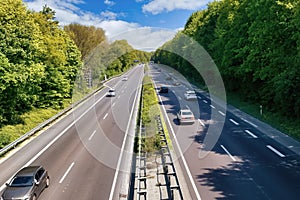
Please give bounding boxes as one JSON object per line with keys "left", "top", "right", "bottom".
{"left": 0, "top": 66, "right": 144, "bottom": 199}
{"left": 150, "top": 64, "right": 300, "bottom": 200}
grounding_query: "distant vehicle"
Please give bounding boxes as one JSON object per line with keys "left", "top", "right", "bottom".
{"left": 1, "top": 166, "right": 50, "bottom": 200}
{"left": 122, "top": 76, "right": 128, "bottom": 81}
{"left": 184, "top": 90, "right": 197, "bottom": 100}
{"left": 177, "top": 109, "right": 195, "bottom": 125}
{"left": 159, "top": 86, "right": 168, "bottom": 93}
{"left": 107, "top": 88, "right": 116, "bottom": 97}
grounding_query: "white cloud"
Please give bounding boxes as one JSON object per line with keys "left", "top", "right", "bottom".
{"left": 100, "top": 11, "right": 117, "bottom": 20}
{"left": 104, "top": 0, "right": 115, "bottom": 6}
{"left": 23, "top": 0, "right": 179, "bottom": 51}
{"left": 110, "top": 27, "right": 177, "bottom": 52}
{"left": 143, "top": 0, "right": 210, "bottom": 14}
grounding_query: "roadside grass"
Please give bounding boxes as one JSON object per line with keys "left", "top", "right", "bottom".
{"left": 227, "top": 93, "right": 300, "bottom": 141}
{"left": 0, "top": 105, "right": 64, "bottom": 149}
{"left": 140, "top": 72, "right": 172, "bottom": 153}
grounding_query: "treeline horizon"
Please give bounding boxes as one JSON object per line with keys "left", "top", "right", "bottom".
{"left": 0, "top": 0, "right": 151, "bottom": 128}
{"left": 152, "top": 0, "right": 300, "bottom": 118}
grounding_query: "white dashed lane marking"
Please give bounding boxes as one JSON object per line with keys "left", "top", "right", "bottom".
{"left": 218, "top": 111, "right": 226, "bottom": 116}
{"left": 230, "top": 119, "right": 239, "bottom": 126}
{"left": 59, "top": 162, "right": 75, "bottom": 184}
{"left": 103, "top": 113, "right": 108, "bottom": 120}
{"left": 245, "top": 130, "right": 258, "bottom": 138}
{"left": 198, "top": 119, "right": 205, "bottom": 127}
{"left": 267, "top": 145, "right": 286, "bottom": 158}
{"left": 89, "top": 130, "right": 96, "bottom": 141}
{"left": 221, "top": 145, "right": 236, "bottom": 161}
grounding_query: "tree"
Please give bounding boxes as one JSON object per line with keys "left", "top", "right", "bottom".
{"left": 64, "top": 24, "right": 106, "bottom": 60}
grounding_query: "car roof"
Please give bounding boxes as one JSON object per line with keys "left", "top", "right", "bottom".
{"left": 186, "top": 90, "right": 195, "bottom": 93}
{"left": 179, "top": 109, "right": 192, "bottom": 112}
{"left": 15, "top": 166, "right": 41, "bottom": 177}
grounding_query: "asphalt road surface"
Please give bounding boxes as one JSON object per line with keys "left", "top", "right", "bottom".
{"left": 0, "top": 65, "right": 144, "bottom": 200}
{"left": 150, "top": 64, "right": 300, "bottom": 200}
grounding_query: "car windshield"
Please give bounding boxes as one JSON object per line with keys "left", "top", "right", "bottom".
{"left": 10, "top": 176, "right": 33, "bottom": 187}
{"left": 182, "top": 111, "right": 192, "bottom": 116}
{"left": 109, "top": 89, "right": 115, "bottom": 92}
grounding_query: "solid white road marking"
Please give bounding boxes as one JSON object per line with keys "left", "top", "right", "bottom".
{"left": 221, "top": 145, "right": 236, "bottom": 161}
{"left": 109, "top": 70, "right": 143, "bottom": 200}
{"left": 154, "top": 82, "right": 202, "bottom": 200}
{"left": 112, "top": 102, "right": 116, "bottom": 107}
{"left": 267, "top": 145, "right": 286, "bottom": 158}
{"left": 198, "top": 119, "right": 205, "bottom": 127}
{"left": 59, "top": 162, "right": 75, "bottom": 184}
{"left": 203, "top": 100, "right": 208, "bottom": 103}
{"left": 103, "top": 113, "right": 108, "bottom": 120}
{"left": 230, "top": 119, "right": 239, "bottom": 126}
{"left": 245, "top": 130, "right": 258, "bottom": 138}
{"left": 210, "top": 105, "right": 215, "bottom": 109}
{"left": 198, "top": 96, "right": 202, "bottom": 99}
{"left": 218, "top": 111, "right": 226, "bottom": 116}
{"left": 89, "top": 130, "right": 96, "bottom": 141}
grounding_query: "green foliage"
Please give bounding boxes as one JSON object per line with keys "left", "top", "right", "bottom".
{"left": 152, "top": 0, "right": 300, "bottom": 139}
{"left": 0, "top": 0, "right": 82, "bottom": 127}
{"left": 0, "top": 106, "right": 61, "bottom": 148}
{"left": 153, "top": 0, "right": 300, "bottom": 118}
{"left": 64, "top": 24, "right": 106, "bottom": 60}
{"left": 141, "top": 75, "right": 161, "bottom": 152}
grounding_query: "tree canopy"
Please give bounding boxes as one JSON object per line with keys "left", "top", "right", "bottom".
{"left": 152, "top": 0, "right": 300, "bottom": 118}
{"left": 0, "top": 0, "right": 82, "bottom": 126}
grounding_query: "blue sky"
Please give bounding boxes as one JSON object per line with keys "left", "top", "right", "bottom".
{"left": 23, "top": 0, "right": 212, "bottom": 51}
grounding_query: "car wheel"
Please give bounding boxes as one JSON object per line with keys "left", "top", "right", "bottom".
{"left": 46, "top": 176, "right": 50, "bottom": 188}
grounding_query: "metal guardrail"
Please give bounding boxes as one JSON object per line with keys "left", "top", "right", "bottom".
{"left": 156, "top": 115, "right": 183, "bottom": 200}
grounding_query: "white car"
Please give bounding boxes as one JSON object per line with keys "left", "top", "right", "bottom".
{"left": 177, "top": 109, "right": 195, "bottom": 125}
{"left": 184, "top": 90, "right": 197, "bottom": 100}
{"left": 122, "top": 76, "right": 128, "bottom": 81}
{"left": 107, "top": 88, "right": 116, "bottom": 97}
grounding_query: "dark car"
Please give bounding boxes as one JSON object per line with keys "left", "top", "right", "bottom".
{"left": 159, "top": 86, "right": 168, "bottom": 93}
{"left": 1, "top": 166, "right": 50, "bottom": 200}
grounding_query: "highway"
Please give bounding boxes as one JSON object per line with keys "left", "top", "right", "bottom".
{"left": 150, "top": 64, "right": 300, "bottom": 200}
{"left": 0, "top": 66, "right": 144, "bottom": 200}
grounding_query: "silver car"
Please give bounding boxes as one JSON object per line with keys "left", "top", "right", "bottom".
{"left": 177, "top": 109, "right": 195, "bottom": 125}
{"left": 1, "top": 166, "right": 50, "bottom": 200}
{"left": 184, "top": 90, "right": 197, "bottom": 100}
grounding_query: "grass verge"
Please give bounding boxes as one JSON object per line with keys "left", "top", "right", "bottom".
{"left": 227, "top": 93, "right": 300, "bottom": 141}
